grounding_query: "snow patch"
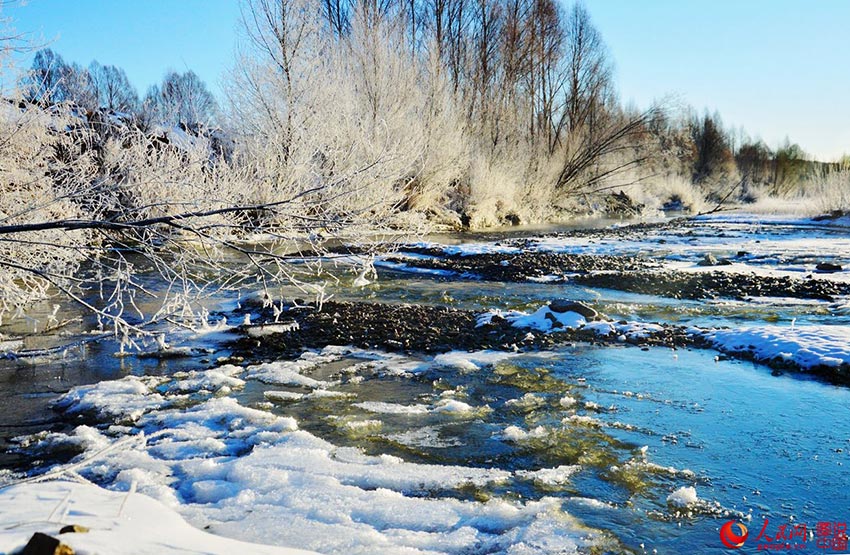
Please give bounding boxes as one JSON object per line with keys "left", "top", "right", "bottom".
{"left": 705, "top": 324, "right": 850, "bottom": 370}
{"left": 667, "top": 486, "right": 699, "bottom": 508}
{"left": 0, "top": 481, "right": 316, "bottom": 555}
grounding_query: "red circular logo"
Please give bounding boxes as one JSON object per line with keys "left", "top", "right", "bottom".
{"left": 720, "top": 521, "right": 749, "bottom": 549}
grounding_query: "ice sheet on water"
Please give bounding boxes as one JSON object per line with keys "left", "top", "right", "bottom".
{"left": 53, "top": 376, "right": 169, "bottom": 421}
{"left": 354, "top": 398, "right": 486, "bottom": 417}
{"left": 433, "top": 350, "right": 518, "bottom": 371}
{"left": 244, "top": 357, "right": 337, "bottom": 388}
{"left": 354, "top": 401, "right": 430, "bottom": 414}
{"left": 516, "top": 465, "right": 581, "bottom": 486}
{"left": 20, "top": 372, "right": 596, "bottom": 555}
{"left": 165, "top": 365, "right": 246, "bottom": 394}
{"left": 383, "top": 426, "right": 464, "bottom": 449}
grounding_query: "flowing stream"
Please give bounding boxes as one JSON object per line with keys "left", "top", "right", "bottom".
{"left": 1, "top": 215, "right": 849, "bottom": 554}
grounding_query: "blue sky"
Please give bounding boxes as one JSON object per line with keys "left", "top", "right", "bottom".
{"left": 3, "top": 0, "right": 848, "bottom": 160}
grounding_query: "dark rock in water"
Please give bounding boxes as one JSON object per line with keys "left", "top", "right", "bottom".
{"left": 815, "top": 262, "right": 843, "bottom": 273}
{"left": 549, "top": 299, "right": 598, "bottom": 320}
{"left": 487, "top": 314, "right": 506, "bottom": 325}
{"left": 20, "top": 533, "right": 74, "bottom": 555}
{"left": 503, "top": 213, "right": 521, "bottom": 226}
{"left": 460, "top": 212, "right": 472, "bottom": 229}
{"left": 736, "top": 251, "right": 749, "bottom": 258}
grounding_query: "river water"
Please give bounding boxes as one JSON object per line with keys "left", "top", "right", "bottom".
{"left": 1, "top": 214, "right": 849, "bottom": 554}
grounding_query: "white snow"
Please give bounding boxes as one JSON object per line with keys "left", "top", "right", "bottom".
{"left": 559, "top": 395, "right": 577, "bottom": 408}
{"left": 500, "top": 425, "right": 548, "bottom": 441}
{"left": 666, "top": 486, "right": 699, "bottom": 508}
{"left": 516, "top": 465, "right": 581, "bottom": 486}
{"left": 477, "top": 305, "right": 586, "bottom": 332}
{"left": 0, "top": 481, "right": 316, "bottom": 555}
{"left": 704, "top": 324, "right": 850, "bottom": 369}
{"left": 432, "top": 398, "right": 481, "bottom": 414}
{"left": 509, "top": 306, "right": 586, "bottom": 331}
{"left": 584, "top": 320, "right": 665, "bottom": 340}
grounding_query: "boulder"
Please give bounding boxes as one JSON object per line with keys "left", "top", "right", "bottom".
{"left": 815, "top": 262, "right": 843, "bottom": 273}
{"left": 544, "top": 312, "right": 564, "bottom": 328}
{"left": 549, "top": 299, "right": 598, "bottom": 320}
{"left": 697, "top": 254, "right": 732, "bottom": 267}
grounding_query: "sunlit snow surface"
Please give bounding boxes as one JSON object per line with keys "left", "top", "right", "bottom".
{"left": 0, "top": 481, "right": 315, "bottom": 555}
{"left": 707, "top": 324, "right": 850, "bottom": 368}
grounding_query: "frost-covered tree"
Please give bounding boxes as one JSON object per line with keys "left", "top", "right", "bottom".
{"left": 89, "top": 61, "right": 139, "bottom": 113}
{"left": 24, "top": 48, "right": 69, "bottom": 105}
{"left": 144, "top": 70, "right": 218, "bottom": 127}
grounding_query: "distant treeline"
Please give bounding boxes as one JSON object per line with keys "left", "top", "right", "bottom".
{"left": 13, "top": 1, "right": 850, "bottom": 226}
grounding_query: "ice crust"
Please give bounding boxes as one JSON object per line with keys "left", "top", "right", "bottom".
{"left": 12, "top": 346, "right": 597, "bottom": 555}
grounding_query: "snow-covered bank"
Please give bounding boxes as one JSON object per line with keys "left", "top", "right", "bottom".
{"left": 705, "top": 324, "right": 850, "bottom": 371}
{"left": 0, "top": 481, "right": 316, "bottom": 555}
{"left": 478, "top": 302, "right": 850, "bottom": 376}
